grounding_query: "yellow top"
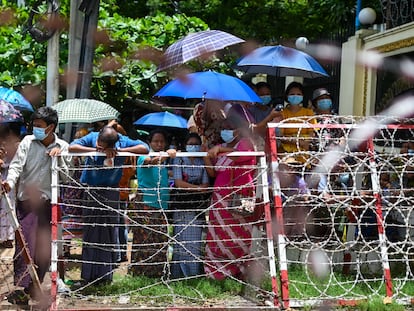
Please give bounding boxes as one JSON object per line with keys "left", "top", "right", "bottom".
{"left": 280, "top": 106, "right": 316, "bottom": 153}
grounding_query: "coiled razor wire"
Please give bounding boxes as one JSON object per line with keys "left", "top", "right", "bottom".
{"left": 1, "top": 117, "right": 413, "bottom": 309}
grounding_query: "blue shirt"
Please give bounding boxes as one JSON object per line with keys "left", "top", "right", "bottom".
{"left": 172, "top": 157, "right": 208, "bottom": 185}
{"left": 70, "top": 132, "right": 149, "bottom": 186}
{"left": 137, "top": 155, "right": 169, "bottom": 210}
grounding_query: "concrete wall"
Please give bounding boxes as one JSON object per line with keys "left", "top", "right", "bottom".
{"left": 339, "top": 22, "right": 414, "bottom": 116}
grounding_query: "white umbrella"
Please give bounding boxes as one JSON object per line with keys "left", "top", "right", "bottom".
{"left": 53, "top": 99, "right": 120, "bottom": 123}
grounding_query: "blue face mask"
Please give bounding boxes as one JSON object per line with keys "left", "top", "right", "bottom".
{"left": 259, "top": 95, "right": 272, "bottom": 105}
{"left": 317, "top": 99, "right": 332, "bottom": 111}
{"left": 288, "top": 95, "right": 303, "bottom": 105}
{"left": 186, "top": 145, "right": 201, "bottom": 152}
{"left": 220, "top": 129, "right": 235, "bottom": 143}
{"left": 408, "top": 149, "right": 414, "bottom": 155}
{"left": 33, "top": 126, "right": 48, "bottom": 141}
{"left": 338, "top": 173, "right": 350, "bottom": 185}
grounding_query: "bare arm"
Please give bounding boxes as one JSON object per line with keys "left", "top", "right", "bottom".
{"left": 68, "top": 144, "right": 96, "bottom": 153}
{"left": 252, "top": 110, "right": 283, "bottom": 136}
{"left": 174, "top": 179, "right": 209, "bottom": 191}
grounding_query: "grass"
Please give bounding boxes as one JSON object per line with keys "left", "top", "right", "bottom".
{"left": 78, "top": 275, "right": 243, "bottom": 305}
{"left": 67, "top": 263, "right": 414, "bottom": 309}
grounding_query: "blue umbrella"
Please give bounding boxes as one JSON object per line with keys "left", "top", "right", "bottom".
{"left": 134, "top": 111, "right": 188, "bottom": 129}
{"left": 0, "top": 99, "right": 23, "bottom": 123}
{"left": 234, "top": 45, "right": 329, "bottom": 78}
{"left": 154, "top": 71, "right": 262, "bottom": 103}
{"left": 0, "top": 87, "right": 34, "bottom": 111}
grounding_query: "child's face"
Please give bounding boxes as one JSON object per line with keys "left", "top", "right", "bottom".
{"left": 150, "top": 133, "right": 167, "bottom": 152}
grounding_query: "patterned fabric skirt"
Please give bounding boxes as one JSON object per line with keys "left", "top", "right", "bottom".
{"left": 170, "top": 210, "right": 205, "bottom": 278}
{"left": 204, "top": 191, "right": 253, "bottom": 280}
{"left": 60, "top": 184, "right": 84, "bottom": 240}
{"left": 129, "top": 204, "right": 169, "bottom": 278}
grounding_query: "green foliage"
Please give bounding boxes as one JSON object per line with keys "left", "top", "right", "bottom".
{"left": 0, "top": 4, "right": 46, "bottom": 87}
{"left": 91, "top": 12, "right": 209, "bottom": 110}
{"left": 0, "top": 0, "right": 384, "bottom": 110}
{"left": 114, "top": 0, "right": 362, "bottom": 43}
{"left": 0, "top": 2, "right": 211, "bottom": 108}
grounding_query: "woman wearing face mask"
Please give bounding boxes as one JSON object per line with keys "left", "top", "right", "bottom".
{"left": 170, "top": 133, "right": 210, "bottom": 278}
{"left": 204, "top": 104, "right": 257, "bottom": 280}
{"left": 278, "top": 82, "right": 315, "bottom": 155}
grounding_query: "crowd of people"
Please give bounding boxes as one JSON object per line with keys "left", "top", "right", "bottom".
{"left": 0, "top": 80, "right": 412, "bottom": 306}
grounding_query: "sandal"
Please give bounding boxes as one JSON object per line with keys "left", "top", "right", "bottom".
{"left": 6, "top": 289, "right": 29, "bottom": 305}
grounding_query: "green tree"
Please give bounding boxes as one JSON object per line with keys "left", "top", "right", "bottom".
{"left": 116, "top": 0, "right": 381, "bottom": 43}
{"left": 92, "top": 5, "right": 209, "bottom": 110}
{"left": 0, "top": 1, "right": 211, "bottom": 108}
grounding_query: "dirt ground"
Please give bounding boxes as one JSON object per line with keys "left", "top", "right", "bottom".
{"left": 0, "top": 242, "right": 270, "bottom": 310}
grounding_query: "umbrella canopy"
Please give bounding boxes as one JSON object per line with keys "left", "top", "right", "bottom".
{"left": 53, "top": 98, "right": 120, "bottom": 124}
{"left": 134, "top": 111, "right": 188, "bottom": 129}
{"left": 157, "top": 30, "right": 245, "bottom": 72}
{"left": 234, "top": 45, "right": 329, "bottom": 78}
{"left": 0, "top": 87, "right": 34, "bottom": 111}
{"left": 0, "top": 99, "right": 23, "bottom": 123}
{"left": 154, "top": 71, "right": 262, "bottom": 103}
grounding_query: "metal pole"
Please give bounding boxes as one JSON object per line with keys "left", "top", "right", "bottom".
{"left": 267, "top": 125, "right": 290, "bottom": 309}
{"left": 46, "top": 3, "right": 60, "bottom": 107}
{"left": 77, "top": 0, "right": 100, "bottom": 98}
{"left": 63, "top": 0, "right": 84, "bottom": 141}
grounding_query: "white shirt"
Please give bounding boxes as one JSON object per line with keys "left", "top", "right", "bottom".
{"left": 6, "top": 134, "right": 70, "bottom": 201}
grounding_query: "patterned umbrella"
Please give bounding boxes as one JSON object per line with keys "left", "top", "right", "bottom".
{"left": 234, "top": 45, "right": 329, "bottom": 78}
{"left": 53, "top": 98, "right": 120, "bottom": 123}
{"left": 0, "top": 99, "right": 23, "bottom": 123}
{"left": 0, "top": 87, "right": 34, "bottom": 111}
{"left": 157, "top": 30, "right": 245, "bottom": 72}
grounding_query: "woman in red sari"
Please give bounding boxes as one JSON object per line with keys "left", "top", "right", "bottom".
{"left": 204, "top": 103, "right": 256, "bottom": 280}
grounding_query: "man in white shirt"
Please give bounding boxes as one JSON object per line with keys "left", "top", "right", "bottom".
{"left": 2, "top": 106, "right": 69, "bottom": 305}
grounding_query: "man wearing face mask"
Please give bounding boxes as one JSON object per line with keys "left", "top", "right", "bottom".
{"left": 2, "top": 107, "right": 70, "bottom": 305}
